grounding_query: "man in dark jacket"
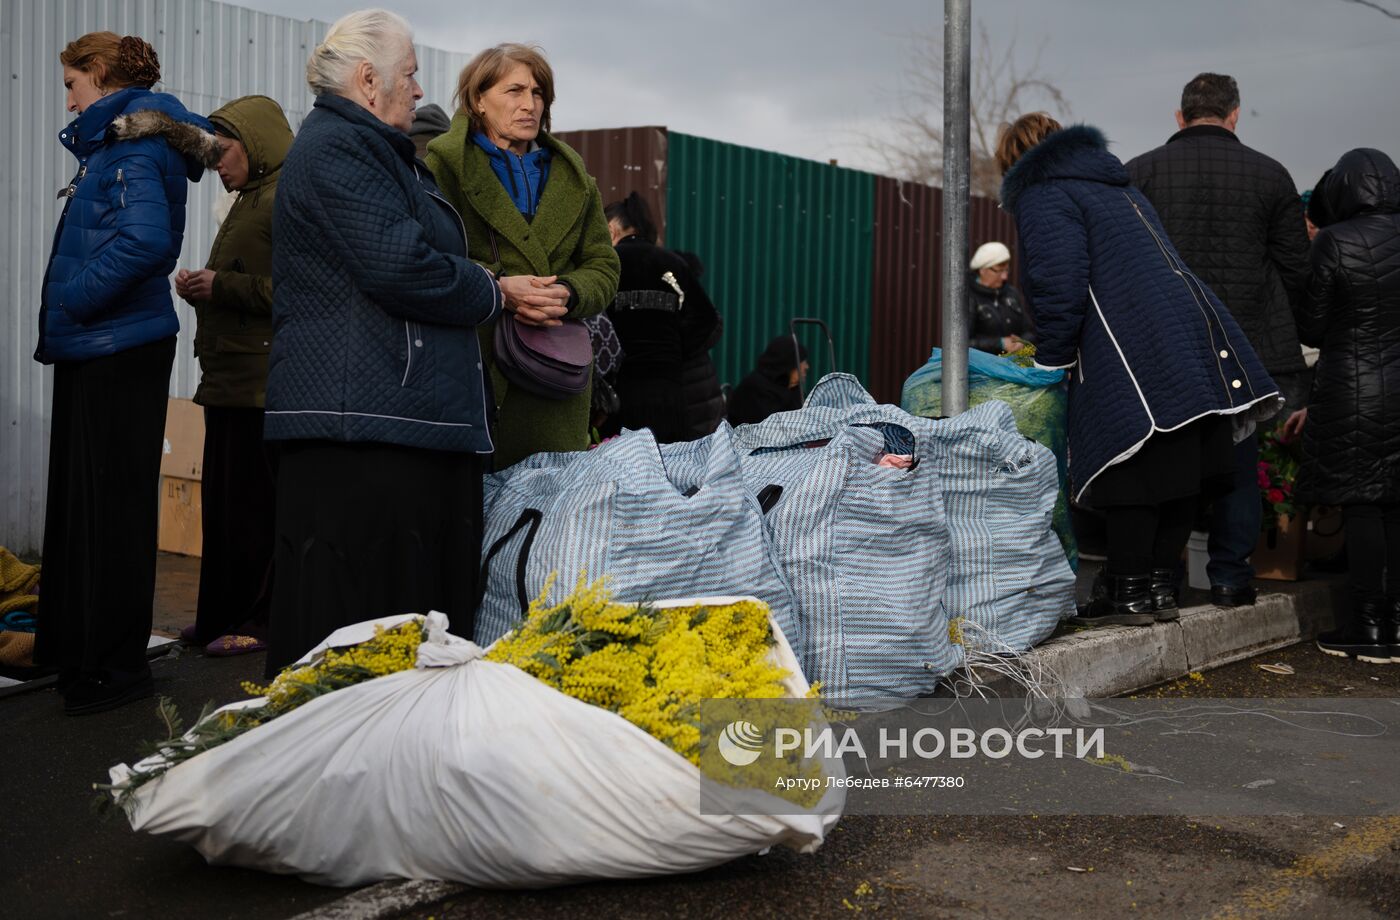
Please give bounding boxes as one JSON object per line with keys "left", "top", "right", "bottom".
{"left": 174, "top": 95, "right": 293, "bottom": 655}
{"left": 1126, "top": 73, "right": 1309, "bottom": 607}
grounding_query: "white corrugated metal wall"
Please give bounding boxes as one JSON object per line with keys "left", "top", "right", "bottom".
{"left": 1, "top": 0, "right": 468, "bottom": 556}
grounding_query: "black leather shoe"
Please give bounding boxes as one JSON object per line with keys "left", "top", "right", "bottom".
{"left": 1317, "top": 594, "right": 1388, "bottom": 664}
{"left": 1150, "top": 568, "right": 1180, "bottom": 621}
{"left": 1210, "top": 584, "right": 1258, "bottom": 607}
{"left": 1070, "top": 572, "right": 1155, "bottom": 627}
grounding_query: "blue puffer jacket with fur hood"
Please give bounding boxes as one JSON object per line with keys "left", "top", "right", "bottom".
{"left": 1000, "top": 124, "right": 1279, "bottom": 499}
{"left": 36, "top": 86, "right": 219, "bottom": 363}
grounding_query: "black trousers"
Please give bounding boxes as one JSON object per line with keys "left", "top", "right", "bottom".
{"left": 1343, "top": 503, "right": 1400, "bottom": 598}
{"left": 1105, "top": 497, "right": 1198, "bottom": 576}
{"left": 33, "top": 336, "right": 176, "bottom": 681}
{"left": 265, "top": 441, "right": 484, "bottom": 676}
{"left": 193, "top": 406, "right": 276, "bottom": 642}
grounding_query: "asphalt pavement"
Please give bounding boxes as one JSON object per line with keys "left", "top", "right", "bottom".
{"left": 401, "top": 641, "right": 1400, "bottom": 920}
{"left": 5, "top": 648, "right": 347, "bottom": 920}
{"left": 5, "top": 555, "right": 1398, "bottom": 920}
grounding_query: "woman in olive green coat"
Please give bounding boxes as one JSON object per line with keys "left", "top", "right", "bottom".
{"left": 174, "top": 94, "right": 293, "bottom": 652}
{"left": 426, "top": 43, "right": 619, "bottom": 469}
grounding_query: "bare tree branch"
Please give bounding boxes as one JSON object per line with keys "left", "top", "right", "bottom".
{"left": 872, "top": 24, "right": 1072, "bottom": 198}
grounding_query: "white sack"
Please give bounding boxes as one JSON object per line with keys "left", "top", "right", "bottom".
{"left": 110, "top": 608, "right": 842, "bottom": 888}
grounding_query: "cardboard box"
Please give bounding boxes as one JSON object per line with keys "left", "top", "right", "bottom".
{"left": 161, "top": 397, "right": 204, "bottom": 481}
{"left": 159, "top": 476, "right": 203, "bottom": 557}
{"left": 1253, "top": 514, "right": 1307, "bottom": 581}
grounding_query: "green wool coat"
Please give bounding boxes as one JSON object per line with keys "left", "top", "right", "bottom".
{"left": 426, "top": 117, "right": 620, "bottom": 469}
{"left": 194, "top": 95, "right": 294, "bottom": 407}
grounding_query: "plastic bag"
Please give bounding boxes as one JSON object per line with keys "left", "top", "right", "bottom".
{"left": 902, "top": 348, "right": 1077, "bottom": 571}
{"left": 739, "top": 374, "right": 1074, "bottom": 655}
{"left": 474, "top": 426, "right": 796, "bottom": 648}
{"left": 108, "top": 609, "right": 841, "bottom": 888}
{"left": 722, "top": 419, "right": 960, "bottom": 703}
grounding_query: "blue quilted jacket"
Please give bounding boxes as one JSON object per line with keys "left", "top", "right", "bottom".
{"left": 36, "top": 88, "right": 217, "bottom": 363}
{"left": 1000, "top": 125, "right": 1278, "bottom": 500}
{"left": 264, "top": 94, "right": 502, "bottom": 453}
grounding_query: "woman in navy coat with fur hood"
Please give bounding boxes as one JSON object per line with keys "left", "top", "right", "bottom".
{"left": 997, "top": 113, "right": 1278, "bottom": 626}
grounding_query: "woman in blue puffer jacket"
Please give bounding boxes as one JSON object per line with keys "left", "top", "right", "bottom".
{"left": 33, "top": 32, "right": 219, "bottom": 715}
{"left": 996, "top": 113, "right": 1279, "bottom": 627}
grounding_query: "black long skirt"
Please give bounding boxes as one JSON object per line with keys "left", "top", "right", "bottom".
{"left": 265, "top": 441, "right": 484, "bottom": 675}
{"left": 33, "top": 336, "right": 176, "bottom": 682}
{"left": 192, "top": 406, "right": 276, "bottom": 642}
{"left": 1086, "top": 412, "right": 1235, "bottom": 508}
{"left": 615, "top": 372, "right": 687, "bottom": 443}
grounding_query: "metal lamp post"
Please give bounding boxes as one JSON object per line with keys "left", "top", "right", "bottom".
{"left": 940, "top": 0, "right": 971, "bottom": 415}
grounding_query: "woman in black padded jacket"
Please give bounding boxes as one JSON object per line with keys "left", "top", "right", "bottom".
{"left": 1295, "top": 148, "right": 1400, "bottom": 663}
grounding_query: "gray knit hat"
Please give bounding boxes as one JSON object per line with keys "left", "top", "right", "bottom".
{"left": 410, "top": 103, "right": 451, "bottom": 138}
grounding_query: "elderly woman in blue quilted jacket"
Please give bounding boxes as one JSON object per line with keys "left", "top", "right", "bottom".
{"left": 262, "top": 11, "right": 501, "bottom": 674}
{"left": 996, "top": 113, "right": 1279, "bottom": 627}
{"left": 33, "top": 32, "right": 219, "bottom": 715}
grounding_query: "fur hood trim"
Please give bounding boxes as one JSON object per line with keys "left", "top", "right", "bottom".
{"left": 111, "top": 109, "right": 222, "bottom": 169}
{"left": 999, "top": 124, "right": 1125, "bottom": 214}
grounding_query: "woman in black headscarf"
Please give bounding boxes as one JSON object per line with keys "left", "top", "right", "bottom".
{"left": 727, "top": 335, "right": 809, "bottom": 426}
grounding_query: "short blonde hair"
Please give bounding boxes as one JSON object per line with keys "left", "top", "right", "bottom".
{"left": 306, "top": 8, "right": 413, "bottom": 97}
{"left": 995, "top": 112, "right": 1063, "bottom": 176}
{"left": 453, "top": 44, "right": 555, "bottom": 136}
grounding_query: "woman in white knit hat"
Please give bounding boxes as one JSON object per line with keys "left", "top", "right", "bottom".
{"left": 967, "top": 240, "right": 1034, "bottom": 354}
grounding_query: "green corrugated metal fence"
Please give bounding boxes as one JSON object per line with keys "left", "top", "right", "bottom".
{"left": 665, "top": 132, "right": 874, "bottom": 390}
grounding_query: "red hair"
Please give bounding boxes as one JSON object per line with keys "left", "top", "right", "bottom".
{"left": 995, "top": 113, "right": 1063, "bottom": 176}
{"left": 60, "top": 32, "right": 160, "bottom": 90}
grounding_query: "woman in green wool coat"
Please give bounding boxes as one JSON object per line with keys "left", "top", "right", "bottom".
{"left": 426, "top": 43, "right": 619, "bottom": 469}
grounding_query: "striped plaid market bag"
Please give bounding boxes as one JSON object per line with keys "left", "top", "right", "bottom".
{"left": 734, "top": 375, "right": 1074, "bottom": 657}
{"left": 709, "top": 419, "right": 960, "bottom": 703}
{"left": 473, "top": 426, "right": 797, "bottom": 648}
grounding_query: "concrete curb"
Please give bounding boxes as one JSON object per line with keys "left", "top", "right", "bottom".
{"left": 295, "top": 578, "right": 1344, "bottom": 920}
{"left": 1010, "top": 578, "right": 1343, "bottom": 697}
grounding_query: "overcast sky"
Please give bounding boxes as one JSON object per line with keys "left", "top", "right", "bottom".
{"left": 237, "top": 0, "right": 1400, "bottom": 193}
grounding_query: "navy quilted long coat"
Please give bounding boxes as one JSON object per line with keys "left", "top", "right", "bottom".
{"left": 265, "top": 94, "right": 502, "bottom": 454}
{"left": 1295, "top": 148, "right": 1400, "bottom": 505}
{"left": 36, "top": 88, "right": 218, "bottom": 364}
{"left": 1000, "top": 125, "right": 1279, "bottom": 500}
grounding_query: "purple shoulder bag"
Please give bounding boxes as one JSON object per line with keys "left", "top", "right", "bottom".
{"left": 486, "top": 227, "right": 592, "bottom": 400}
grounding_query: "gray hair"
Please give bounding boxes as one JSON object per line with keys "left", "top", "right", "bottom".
{"left": 306, "top": 8, "right": 413, "bottom": 97}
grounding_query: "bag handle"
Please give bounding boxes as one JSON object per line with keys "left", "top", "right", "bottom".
{"left": 756, "top": 484, "right": 784, "bottom": 514}
{"left": 477, "top": 508, "right": 544, "bottom": 616}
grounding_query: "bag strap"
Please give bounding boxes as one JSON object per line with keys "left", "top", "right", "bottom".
{"left": 486, "top": 225, "right": 502, "bottom": 274}
{"left": 477, "top": 508, "right": 544, "bottom": 615}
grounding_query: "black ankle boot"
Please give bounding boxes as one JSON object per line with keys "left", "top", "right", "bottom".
{"left": 1386, "top": 597, "right": 1400, "bottom": 663}
{"left": 1150, "top": 568, "right": 1180, "bottom": 622}
{"left": 1316, "top": 594, "right": 1389, "bottom": 664}
{"left": 1070, "top": 572, "right": 1155, "bottom": 627}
